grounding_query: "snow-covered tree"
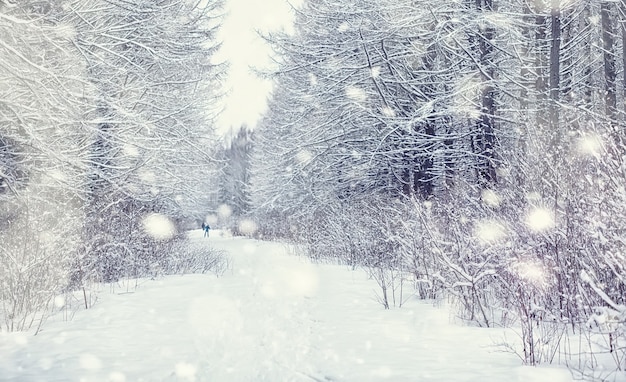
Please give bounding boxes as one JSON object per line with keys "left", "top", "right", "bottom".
{"left": 66, "top": 0, "right": 223, "bottom": 282}
{"left": 217, "top": 125, "right": 253, "bottom": 234}
{"left": 0, "top": 1, "right": 92, "bottom": 331}
{"left": 250, "top": 0, "right": 626, "bottom": 374}
{"left": 0, "top": 0, "right": 225, "bottom": 330}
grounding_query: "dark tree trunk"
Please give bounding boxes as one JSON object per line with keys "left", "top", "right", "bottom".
{"left": 549, "top": 0, "right": 561, "bottom": 141}
{"left": 476, "top": 0, "right": 498, "bottom": 186}
{"left": 601, "top": 1, "right": 619, "bottom": 140}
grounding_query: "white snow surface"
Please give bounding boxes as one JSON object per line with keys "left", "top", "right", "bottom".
{"left": 0, "top": 231, "right": 574, "bottom": 381}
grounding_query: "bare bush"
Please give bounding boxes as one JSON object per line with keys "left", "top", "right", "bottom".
{"left": 0, "top": 197, "right": 80, "bottom": 332}
{"left": 160, "top": 239, "right": 230, "bottom": 277}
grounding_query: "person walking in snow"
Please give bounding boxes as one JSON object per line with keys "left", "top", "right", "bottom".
{"left": 203, "top": 222, "right": 210, "bottom": 238}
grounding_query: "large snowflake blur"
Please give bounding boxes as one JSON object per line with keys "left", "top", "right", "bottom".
{"left": 142, "top": 213, "right": 177, "bottom": 240}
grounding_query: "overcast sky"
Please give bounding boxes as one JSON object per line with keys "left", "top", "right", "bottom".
{"left": 214, "top": 0, "right": 301, "bottom": 134}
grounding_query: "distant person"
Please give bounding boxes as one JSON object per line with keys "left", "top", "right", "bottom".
{"left": 203, "top": 222, "right": 210, "bottom": 238}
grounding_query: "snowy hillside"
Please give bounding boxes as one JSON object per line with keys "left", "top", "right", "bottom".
{"left": 0, "top": 232, "right": 573, "bottom": 382}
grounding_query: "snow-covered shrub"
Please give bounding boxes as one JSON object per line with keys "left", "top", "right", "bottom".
{"left": 402, "top": 188, "right": 505, "bottom": 328}
{"left": 389, "top": 198, "right": 445, "bottom": 301}
{"left": 1, "top": 219, "right": 66, "bottom": 332}
{"left": 496, "top": 251, "right": 566, "bottom": 365}
{"left": 68, "top": 199, "right": 173, "bottom": 284}
{"left": 0, "top": 186, "right": 83, "bottom": 332}
{"left": 0, "top": 4, "right": 89, "bottom": 332}
{"left": 159, "top": 238, "right": 229, "bottom": 277}
{"left": 574, "top": 271, "right": 626, "bottom": 376}
{"left": 251, "top": 209, "right": 300, "bottom": 241}
{"left": 300, "top": 204, "right": 351, "bottom": 264}
{"left": 298, "top": 195, "right": 408, "bottom": 308}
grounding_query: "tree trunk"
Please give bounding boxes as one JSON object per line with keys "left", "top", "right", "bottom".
{"left": 601, "top": 1, "right": 619, "bottom": 141}
{"left": 549, "top": 0, "right": 561, "bottom": 142}
{"left": 535, "top": 2, "right": 549, "bottom": 134}
{"left": 476, "top": 0, "right": 498, "bottom": 186}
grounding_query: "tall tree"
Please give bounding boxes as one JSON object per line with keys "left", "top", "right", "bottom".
{"left": 67, "top": 0, "right": 223, "bottom": 282}
{"left": 218, "top": 126, "right": 253, "bottom": 232}
{"left": 0, "top": 0, "right": 92, "bottom": 330}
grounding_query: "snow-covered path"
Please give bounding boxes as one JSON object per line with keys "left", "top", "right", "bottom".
{"left": 0, "top": 232, "right": 573, "bottom": 381}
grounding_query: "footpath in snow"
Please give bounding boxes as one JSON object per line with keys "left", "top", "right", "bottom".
{"left": 0, "top": 231, "right": 574, "bottom": 381}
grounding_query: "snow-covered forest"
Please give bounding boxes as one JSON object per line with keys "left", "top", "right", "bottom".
{"left": 0, "top": 0, "right": 223, "bottom": 327}
{"left": 248, "top": 0, "right": 626, "bottom": 377}
{"left": 1, "top": 0, "right": 626, "bottom": 380}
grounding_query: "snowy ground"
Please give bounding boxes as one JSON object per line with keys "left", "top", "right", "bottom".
{"left": 0, "top": 231, "right": 574, "bottom": 381}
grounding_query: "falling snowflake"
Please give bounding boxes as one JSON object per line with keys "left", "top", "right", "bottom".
{"left": 285, "top": 264, "right": 319, "bottom": 297}
{"left": 576, "top": 133, "right": 603, "bottom": 158}
{"left": 451, "top": 73, "right": 482, "bottom": 119}
{"left": 79, "top": 353, "right": 103, "bottom": 371}
{"left": 175, "top": 362, "right": 197, "bottom": 381}
{"left": 295, "top": 149, "right": 313, "bottom": 165}
{"left": 525, "top": 207, "right": 554, "bottom": 232}
{"left": 380, "top": 106, "right": 396, "bottom": 117}
{"left": 108, "top": 372, "right": 127, "bottom": 382}
{"left": 122, "top": 143, "right": 139, "bottom": 157}
{"left": 13, "top": 334, "right": 28, "bottom": 346}
{"left": 142, "top": 213, "right": 177, "bottom": 240}
{"left": 483, "top": 12, "right": 513, "bottom": 29}
{"left": 345, "top": 86, "right": 367, "bottom": 103}
{"left": 238, "top": 218, "right": 258, "bottom": 235}
{"left": 139, "top": 170, "right": 156, "bottom": 184}
{"left": 580, "top": 269, "right": 592, "bottom": 283}
{"left": 47, "top": 169, "right": 67, "bottom": 182}
{"left": 512, "top": 260, "right": 550, "bottom": 288}
{"left": 481, "top": 189, "right": 501, "bottom": 208}
{"left": 370, "top": 66, "right": 381, "bottom": 79}
{"left": 217, "top": 204, "right": 233, "bottom": 219}
{"left": 54, "top": 296, "right": 65, "bottom": 308}
{"left": 474, "top": 219, "right": 507, "bottom": 244}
